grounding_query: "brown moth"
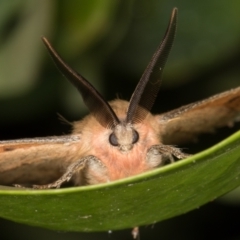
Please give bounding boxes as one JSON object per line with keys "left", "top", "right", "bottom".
{"left": 0, "top": 8, "right": 240, "bottom": 189}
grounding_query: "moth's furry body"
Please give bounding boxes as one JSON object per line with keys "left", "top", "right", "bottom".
{"left": 73, "top": 100, "right": 163, "bottom": 185}
{"left": 0, "top": 8, "right": 240, "bottom": 192}
{"left": 0, "top": 99, "right": 165, "bottom": 186}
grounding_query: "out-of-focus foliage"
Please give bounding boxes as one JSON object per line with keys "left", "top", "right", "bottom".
{"left": 0, "top": 0, "right": 54, "bottom": 98}
{"left": 0, "top": 1, "right": 240, "bottom": 240}
{"left": 0, "top": 0, "right": 240, "bottom": 120}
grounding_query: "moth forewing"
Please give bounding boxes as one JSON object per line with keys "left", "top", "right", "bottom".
{"left": 158, "top": 87, "right": 240, "bottom": 145}
{"left": 0, "top": 136, "right": 82, "bottom": 185}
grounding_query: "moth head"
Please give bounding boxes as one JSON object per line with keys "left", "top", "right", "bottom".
{"left": 109, "top": 123, "right": 139, "bottom": 152}
{"left": 41, "top": 8, "right": 177, "bottom": 151}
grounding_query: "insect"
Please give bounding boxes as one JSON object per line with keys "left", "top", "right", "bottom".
{"left": 0, "top": 8, "right": 240, "bottom": 189}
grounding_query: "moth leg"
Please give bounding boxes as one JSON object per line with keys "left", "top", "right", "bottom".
{"left": 33, "top": 155, "right": 95, "bottom": 189}
{"left": 14, "top": 184, "right": 28, "bottom": 188}
{"left": 155, "top": 144, "right": 190, "bottom": 160}
{"left": 146, "top": 144, "right": 191, "bottom": 168}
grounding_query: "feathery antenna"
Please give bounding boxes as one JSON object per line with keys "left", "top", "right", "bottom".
{"left": 126, "top": 8, "right": 178, "bottom": 123}
{"left": 42, "top": 37, "right": 120, "bottom": 129}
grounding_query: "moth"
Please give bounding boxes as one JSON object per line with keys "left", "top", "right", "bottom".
{"left": 0, "top": 8, "right": 240, "bottom": 189}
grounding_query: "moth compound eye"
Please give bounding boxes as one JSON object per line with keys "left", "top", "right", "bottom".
{"left": 109, "top": 133, "right": 118, "bottom": 146}
{"left": 132, "top": 130, "right": 139, "bottom": 144}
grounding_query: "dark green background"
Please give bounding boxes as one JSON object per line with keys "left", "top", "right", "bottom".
{"left": 0, "top": 0, "right": 240, "bottom": 239}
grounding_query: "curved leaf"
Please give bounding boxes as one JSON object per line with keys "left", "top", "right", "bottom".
{"left": 0, "top": 130, "right": 240, "bottom": 231}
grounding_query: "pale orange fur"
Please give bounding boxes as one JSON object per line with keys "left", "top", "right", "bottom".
{"left": 73, "top": 100, "right": 162, "bottom": 185}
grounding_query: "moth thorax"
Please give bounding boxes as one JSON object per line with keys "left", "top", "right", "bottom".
{"left": 109, "top": 123, "right": 139, "bottom": 152}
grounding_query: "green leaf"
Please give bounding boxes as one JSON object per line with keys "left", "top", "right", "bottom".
{"left": 57, "top": 0, "right": 121, "bottom": 56}
{"left": 0, "top": 130, "right": 240, "bottom": 232}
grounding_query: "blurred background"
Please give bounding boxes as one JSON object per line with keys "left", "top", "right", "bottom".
{"left": 0, "top": 0, "right": 240, "bottom": 239}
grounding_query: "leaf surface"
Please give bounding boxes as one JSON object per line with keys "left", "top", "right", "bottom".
{"left": 0, "top": 131, "right": 240, "bottom": 231}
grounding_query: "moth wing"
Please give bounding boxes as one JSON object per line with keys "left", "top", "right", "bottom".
{"left": 157, "top": 87, "right": 240, "bottom": 145}
{"left": 0, "top": 135, "right": 83, "bottom": 185}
